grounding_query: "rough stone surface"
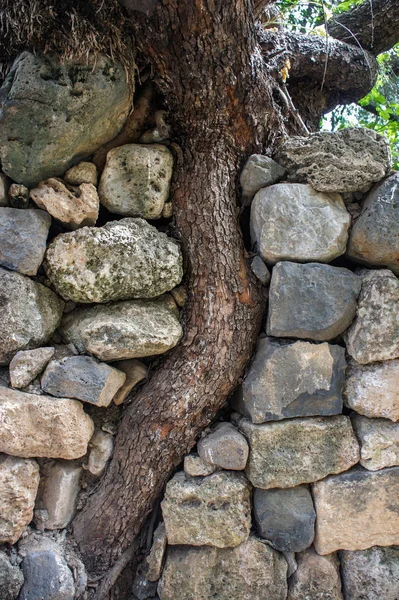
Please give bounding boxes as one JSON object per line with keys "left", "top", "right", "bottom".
{"left": 111, "top": 359, "right": 148, "bottom": 405}
{"left": 276, "top": 128, "right": 391, "bottom": 193}
{"left": 251, "top": 256, "right": 271, "bottom": 285}
{"left": 344, "top": 358, "right": 399, "bottom": 421}
{"left": 158, "top": 536, "right": 287, "bottom": 600}
{"left": 287, "top": 548, "right": 343, "bottom": 600}
{"left": 146, "top": 523, "right": 167, "bottom": 582}
{"left": 30, "top": 178, "right": 99, "bottom": 230}
{"left": 0, "top": 455, "right": 40, "bottom": 544}
{"left": 9, "top": 184, "right": 29, "bottom": 209}
{"left": 240, "top": 154, "right": 286, "bottom": 199}
{"left": 345, "top": 269, "right": 399, "bottom": 364}
{"left": 236, "top": 337, "right": 346, "bottom": 423}
{"left": 239, "top": 416, "right": 359, "bottom": 489}
{"left": 250, "top": 184, "right": 350, "bottom": 264}
{"left": 161, "top": 471, "right": 251, "bottom": 548}
{"left": 45, "top": 218, "right": 183, "bottom": 303}
{"left": 41, "top": 356, "right": 126, "bottom": 407}
{"left": 267, "top": 262, "right": 361, "bottom": 341}
{"left": 0, "top": 173, "right": 10, "bottom": 206}
{"left": 313, "top": 466, "right": 399, "bottom": 554}
{"left": 9, "top": 347, "right": 55, "bottom": 389}
{"left": 0, "top": 52, "right": 131, "bottom": 187}
{"left": 253, "top": 486, "right": 315, "bottom": 552}
{"left": 86, "top": 430, "right": 114, "bottom": 476}
{"left": 197, "top": 423, "right": 249, "bottom": 470}
{"left": 183, "top": 454, "right": 217, "bottom": 477}
{"left": 34, "top": 461, "right": 81, "bottom": 530}
{"left": 340, "top": 546, "right": 399, "bottom": 600}
{"left": 0, "top": 551, "right": 24, "bottom": 600}
{"left": 351, "top": 413, "right": 399, "bottom": 471}
{"left": 0, "top": 208, "right": 51, "bottom": 275}
{"left": 99, "top": 144, "right": 173, "bottom": 219}
{"left": 64, "top": 161, "right": 98, "bottom": 186}
{"left": 0, "top": 387, "right": 94, "bottom": 459}
{"left": 60, "top": 295, "right": 182, "bottom": 361}
{"left": 0, "top": 267, "right": 64, "bottom": 365}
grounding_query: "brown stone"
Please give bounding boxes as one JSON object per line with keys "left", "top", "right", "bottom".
{"left": 287, "top": 547, "right": 343, "bottom": 600}
{"left": 111, "top": 359, "right": 147, "bottom": 405}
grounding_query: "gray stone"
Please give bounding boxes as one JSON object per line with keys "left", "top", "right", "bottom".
{"left": 345, "top": 269, "right": 399, "bottom": 364}
{"left": 34, "top": 461, "right": 81, "bottom": 530}
{"left": 112, "top": 359, "right": 148, "bottom": 405}
{"left": 41, "top": 356, "right": 126, "bottom": 407}
{"left": 197, "top": 423, "right": 249, "bottom": 470}
{"left": 236, "top": 337, "right": 346, "bottom": 423}
{"left": 267, "top": 262, "right": 361, "bottom": 341}
{"left": 64, "top": 161, "right": 98, "bottom": 186}
{"left": 99, "top": 144, "right": 173, "bottom": 219}
{"left": 9, "top": 347, "right": 55, "bottom": 389}
{"left": 158, "top": 536, "right": 287, "bottom": 600}
{"left": 132, "top": 566, "right": 158, "bottom": 599}
{"left": 86, "top": 430, "right": 114, "bottom": 476}
{"left": 0, "top": 52, "right": 132, "bottom": 187}
{"left": 183, "top": 454, "right": 217, "bottom": 477}
{"left": 240, "top": 154, "right": 286, "bottom": 199}
{"left": 340, "top": 546, "right": 399, "bottom": 600}
{"left": 313, "top": 466, "right": 399, "bottom": 555}
{"left": 250, "top": 184, "right": 350, "bottom": 264}
{"left": 351, "top": 413, "right": 399, "bottom": 471}
{"left": 0, "top": 208, "right": 50, "bottom": 275}
{"left": 251, "top": 256, "right": 270, "bottom": 285}
{"left": 287, "top": 548, "right": 343, "bottom": 600}
{"left": 276, "top": 128, "right": 391, "bottom": 193}
{"left": 60, "top": 295, "right": 182, "bottom": 361}
{"left": 9, "top": 184, "right": 29, "bottom": 209}
{"left": 146, "top": 523, "right": 167, "bottom": 582}
{"left": 0, "top": 551, "right": 24, "bottom": 600}
{"left": 0, "top": 172, "right": 10, "bottom": 206}
{"left": 45, "top": 218, "right": 183, "bottom": 303}
{"left": 0, "top": 268, "right": 64, "bottom": 365}
{"left": 161, "top": 471, "right": 251, "bottom": 548}
{"left": 239, "top": 416, "right": 360, "bottom": 489}
{"left": 253, "top": 486, "right": 315, "bottom": 552}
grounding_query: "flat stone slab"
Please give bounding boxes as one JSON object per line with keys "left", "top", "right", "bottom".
{"left": 287, "top": 547, "right": 343, "bottom": 600}
{"left": 146, "top": 522, "right": 167, "bottom": 582}
{"left": 313, "top": 466, "right": 399, "bottom": 554}
{"left": 197, "top": 422, "right": 249, "bottom": 470}
{"left": 240, "top": 154, "right": 286, "bottom": 199}
{"left": 87, "top": 430, "right": 114, "bottom": 477}
{"left": 251, "top": 256, "right": 271, "bottom": 285}
{"left": 267, "top": 262, "right": 361, "bottom": 341}
{"left": 34, "top": 461, "right": 81, "bottom": 530}
{"left": 351, "top": 413, "right": 399, "bottom": 471}
{"left": 9, "top": 347, "right": 55, "bottom": 389}
{"left": 341, "top": 546, "right": 399, "bottom": 600}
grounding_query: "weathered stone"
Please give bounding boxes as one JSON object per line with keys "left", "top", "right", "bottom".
{"left": 251, "top": 256, "right": 271, "bottom": 285}
{"left": 41, "top": 356, "right": 126, "bottom": 407}
{"left": 158, "top": 536, "right": 287, "bottom": 600}
{"left": 344, "top": 358, "right": 399, "bottom": 421}
{"left": 0, "top": 455, "right": 40, "bottom": 544}
{"left": 239, "top": 416, "right": 359, "bottom": 489}
{"left": 345, "top": 269, "right": 399, "bottom": 364}
{"left": 197, "top": 423, "right": 249, "bottom": 470}
{"left": 60, "top": 295, "right": 182, "bottom": 361}
{"left": 0, "top": 551, "right": 24, "bottom": 600}
{"left": 132, "top": 567, "right": 158, "bottom": 600}
{"left": 30, "top": 178, "right": 99, "bottom": 230}
{"left": 86, "top": 429, "right": 114, "bottom": 476}
{"left": 276, "top": 128, "right": 391, "bottom": 193}
{"left": 111, "top": 359, "right": 147, "bottom": 405}
{"left": 251, "top": 184, "right": 350, "bottom": 264}
{"left": 170, "top": 285, "right": 187, "bottom": 307}
{"left": 340, "top": 546, "right": 399, "bottom": 600}
{"left": 287, "top": 548, "right": 343, "bottom": 600}
{"left": 240, "top": 154, "right": 286, "bottom": 199}
{"left": 253, "top": 486, "right": 315, "bottom": 552}
{"left": 162, "top": 202, "right": 173, "bottom": 218}
{"left": 236, "top": 337, "right": 346, "bottom": 423}
{"left": 351, "top": 413, "right": 399, "bottom": 471}
{"left": 34, "top": 461, "right": 81, "bottom": 530}
{"left": 0, "top": 387, "right": 94, "bottom": 459}
{"left": 267, "top": 262, "right": 361, "bottom": 341}
{"left": 0, "top": 268, "right": 64, "bottom": 365}
{"left": 99, "top": 144, "right": 173, "bottom": 219}
{"left": 183, "top": 454, "right": 217, "bottom": 477}
{"left": 0, "top": 52, "right": 132, "bottom": 187}
{"left": 9, "top": 347, "right": 55, "bottom": 389}
{"left": 161, "top": 471, "right": 251, "bottom": 548}
{"left": 45, "top": 218, "right": 183, "bottom": 303}
{"left": 146, "top": 523, "right": 167, "bottom": 582}
{"left": 313, "top": 466, "right": 399, "bottom": 554}
{"left": 64, "top": 161, "right": 98, "bottom": 186}
{"left": 9, "top": 184, "right": 29, "bottom": 209}
{"left": 0, "top": 172, "right": 10, "bottom": 206}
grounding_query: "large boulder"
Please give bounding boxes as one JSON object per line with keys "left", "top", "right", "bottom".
{"left": 0, "top": 551, "right": 24, "bottom": 600}
{"left": 0, "top": 52, "right": 131, "bottom": 187}
{"left": 287, "top": 548, "right": 343, "bottom": 600}
{"left": 351, "top": 413, "right": 399, "bottom": 471}
{"left": 45, "top": 218, "right": 183, "bottom": 303}
{"left": 340, "top": 546, "right": 399, "bottom": 600}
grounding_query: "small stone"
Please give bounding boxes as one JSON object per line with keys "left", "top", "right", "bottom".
{"left": 34, "top": 461, "right": 81, "bottom": 530}
{"left": 253, "top": 486, "right": 315, "bottom": 552}
{"left": 0, "top": 173, "right": 10, "bottom": 206}
{"left": 60, "top": 295, "right": 182, "bottom": 361}
{"left": 132, "top": 566, "right": 158, "bottom": 600}
{"left": 276, "top": 128, "right": 391, "bottom": 193}
{"left": 250, "top": 184, "right": 350, "bottom": 264}
{"left": 351, "top": 413, "right": 399, "bottom": 471}
{"left": 251, "top": 256, "right": 271, "bottom": 285}
{"left": 112, "top": 359, "right": 147, "bottom": 405}
{"left": 236, "top": 338, "right": 346, "bottom": 423}
{"left": 162, "top": 202, "right": 173, "bottom": 218}
{"left": 146, "top": 523, "right": 167, "bottom": 582}
{"left": 287, "top": 547, "right": 343, "bottom": 600}
{"left": 161, "top": 471, "right": 251, "bottom": 548}
{"left": 240, "top": 154, "right": 286, "bottom": 199}
{"left": 45, "top": 218, "right": 183, "bottom": 303}
{"left": 158, "top": 536, "right": 288, "bottom": 600}
{"left": 41, "top": 356, "right": 126, "bottom": 407}
{"left": 344, "top": 269, "right": 399, "bottom": 364}
{"left": 64, "top": 162, "right": 98, "bottom": 186}
{"left": 9, "top": 347, "right": 55, "bottom": 389}
{"left": 86, "top": 430, "right": 114, "bottom": 476}
{"left": 344, "top": 358, "right": 399, "bottom": 421}
{"left": 170, "top": 285, "right": 187, "bottom": 307}
{"left": 8, "top": 184, "right": 29, "bottom": 209}
{"left": 99, "top": 144, "right": 173, "bottom": 219}
{"left": 30, "top": 178, "right": 99, "bottom": 230}
{"left": 0, "top": 551, "right": 24, "bottom": 600}
{"left": 197, "top": 422, "right": 249, "bottom": 470}
{"left": 340, "top": 546, "right": 399, "bottom": 600}
{"left": 0, "top": 455, "right": 40, "bottom": 544}
{"left": 0, "top": 387, "right": 94, "bottom": 459}
{"left": 239, "top": 416, "right": 359, "bottom": 489}
{"left": 183, "top": 454, "right": 217, "bottom": 477}
{"left": 267, "top": 262, "right": 361, "bottom": 341}
{"left": 313, "top": 466, "right": 399, "bottom": 555}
